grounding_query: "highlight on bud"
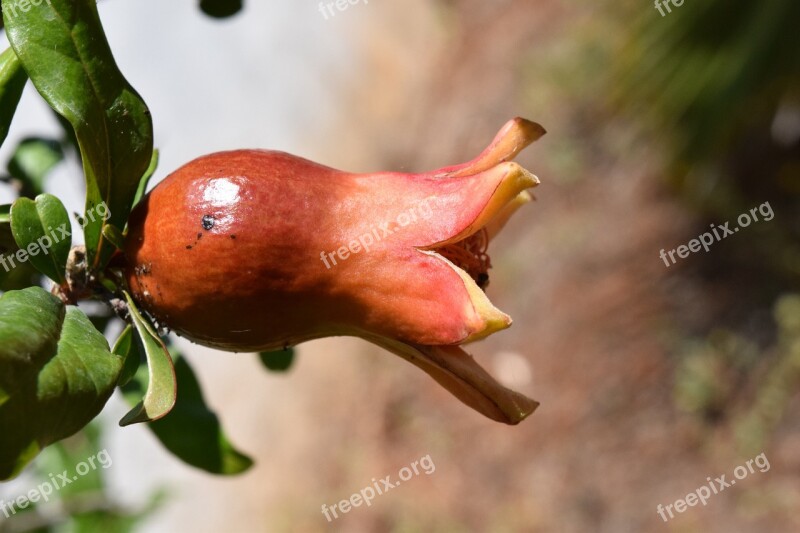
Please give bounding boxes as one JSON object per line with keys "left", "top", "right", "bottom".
{"left": 124, "top": 117, "right": 545, "bottom": 425}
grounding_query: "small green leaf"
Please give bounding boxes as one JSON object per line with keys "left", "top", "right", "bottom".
{"left": 101, "top": 223, "right": 126, "bottom": 251}
{"left": 113, "top": 324, "right": 134, "bottom": 356}
{"left": 119, "top": 292, "right": 176, "bottom": 426}
{"left": 0, "top": 204, "right": 9, "bottom": 224}
{"left": 132, "top": 149, "right": 159, "bottom": 210}
{"left": 100, "top": 277, "right": 118, "bottom": 293}
{"left": 9, "top": 193, "right": 72, "bottom": 285}
{"left": 124, "top": 350, "right": 253, "bottom": 475}
{"left": 200, "top": 0, "right": 243, "bottom": 18}
{"left": 113, "top": 324, "right": 143, "bottom": 388}
{"left": 4, "top": 0, "right": 153, "bottom": 270}
{"left": 0, "top": 287, "right": 123, "bottom": 480}
{"left": 5, "top": 137, "right": 64, "bottom": 199}
{"left": 0, "top": 47, "right": 28, "bottom": 148}
{"left": 259, "top": 348, "right": 296, "bottom": 372}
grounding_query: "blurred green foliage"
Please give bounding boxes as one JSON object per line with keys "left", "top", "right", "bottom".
{"left": 0, "top": 423, "right": 162, "bottom": 533}
{"left": 618, "top": 0, "right": 800, "bottom": 165}
{"left": 735, "top": 295, "right": 800, "bottom": 454}
{"left": 615, "top": 0, "right": 800, "bottom": 448}
{"left": 674, "top": 329, "right": 758, "bottom": 422}
{"left": 617, "top": 0, "right": 800, "bottom": 268}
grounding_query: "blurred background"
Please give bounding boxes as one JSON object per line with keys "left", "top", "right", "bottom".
{"left": 1, "top": 0, "right": 799, "bottom": 531}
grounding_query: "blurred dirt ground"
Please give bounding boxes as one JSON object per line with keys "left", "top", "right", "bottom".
{"left": 136, "top": 1, "right": 799, "bottom": 532}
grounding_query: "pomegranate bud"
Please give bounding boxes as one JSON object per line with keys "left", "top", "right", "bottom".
{"left": 124, "top": 118, "right": 545, "bottom": 423}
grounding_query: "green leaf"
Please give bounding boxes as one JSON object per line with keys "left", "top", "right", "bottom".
{"left": 0, "top": 204, "right": 9, "bottom": 224}
{"left": 123, "top": 349, "right": 253, "bottom": 475}
{"left": 113, "top": 324, "right": 143, "bottom": 387}
{"left": 132, "top": 148, "right": 159, "bottom": 210}
{"left": 0, "top": 47, "right": 28, "bottom": 149}
{"left": 200, "top": 0, "right": 243, "bottom": 18}
{"left": 5, "top": 137, "right": 64, "bottom": 199}
{"left": 101, "top": 223, "right": 126, "bottom": 251}
{"left": 112, "top": 324, "right": 133, "bottom": 357}
{"left": 0, "top": 287, "right": 123, "bottom": 480}
{"left": 259, "top": 347, "right": 296, "bottom": 372}
{"left": 10, "top": 193, "right": 72, "bottom": 285}
{"left": 4, "top": 0, "right": 153, "bottom": 270}
{"left": 119, "top": 292, "right": 176, "bottom": 426}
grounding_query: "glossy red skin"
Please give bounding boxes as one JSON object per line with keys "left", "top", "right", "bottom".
{"left": 124, "top": 150, "right": 501, "bottom": 351}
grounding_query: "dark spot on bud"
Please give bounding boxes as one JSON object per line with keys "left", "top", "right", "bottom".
{"left": 230, "top": 234, "right": 236, "bottom": 239}
{"left": 186, "top": 245, "right": 193, "bottom": 250}
{"left": 202, "top": 215, "right": 215, "bottom": 230}
{"left": 197, "top": 233, "right": 203, "bottom": 240}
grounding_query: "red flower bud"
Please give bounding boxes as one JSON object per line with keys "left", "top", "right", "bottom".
{"left": 125, "top": 118, "right": 545, "bottom": 424}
